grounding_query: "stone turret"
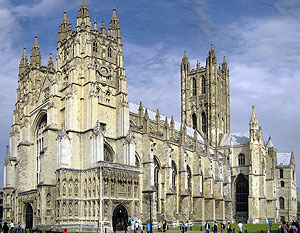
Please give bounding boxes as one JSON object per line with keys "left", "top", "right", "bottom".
{"left": 249, "top": 105, "right": 259, "bottom": 143}
{"left": 48, "top": 53, "right": 54, "bottom": 72}
{"left": 207, "top": 43, "right": 217, "bottom": 65}
{"left": 19, "top": 48, "right": 28, "bottom": 75}
{"left": 76, "top": 0, "right": 91, "bottom": 30}
{"left": 30, "top": 36, "right": 41, "bottom": 67}
{"left": 108, "top": 9, "right": 121, "bottom": 43}
{"left": 58, "top": 12, "right": 72, "bottom": 45}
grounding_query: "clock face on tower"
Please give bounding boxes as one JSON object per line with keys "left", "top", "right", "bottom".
{"left": 98, "top": 65, "right": 111, "bottom": 77}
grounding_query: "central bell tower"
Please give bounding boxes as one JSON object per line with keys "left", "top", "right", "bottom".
{"left": 181, "top": 45, "right": 230, "bottom": 145}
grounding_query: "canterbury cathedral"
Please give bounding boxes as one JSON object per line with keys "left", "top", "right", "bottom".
{"left": 3, "top": 1, "right": 297, "bottom": 232}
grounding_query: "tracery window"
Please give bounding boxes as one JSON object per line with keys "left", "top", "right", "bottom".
{"left": 192, "top": 113, "right": 197, "bottom": 130}
{"left": 108, "top": 47, "right": 112, "bottom": 58}
{"left": 201, "top": 112, "right": 207, "bottom": 134}
{"left": 36, "top": 114, "right": 47, "bottom": 184}
{"left": 104, "top": 144, "right": 113, "bottom": 162}
{"left": 279, "top": 197, "right": 284, "bottom": 209}
{"left": 238, "top": 154, "right": 245, "bottom": 166}
{"left": 187, "top": 165, "right": 192, "bottom": 193}
{"left": 192, "top": 78, "right": 197, "bottom": 96}
{"left": 172, "top": 161, "right": 177, "bottom": 188}
{"left": 201, "top": 75, "right": 206, "bottom": 94}
{"left": 92, "top": 41, "right": 98, "bottom": 52}
{"left": 154, "top": 157, "right": 160, "bottom": 211}
{"left": 280, "top": 169, "right": 283, "bottom": 178}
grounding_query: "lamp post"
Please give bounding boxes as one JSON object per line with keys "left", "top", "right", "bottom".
{"left": 143, "top": 187, "right": 157, "bottom": 233}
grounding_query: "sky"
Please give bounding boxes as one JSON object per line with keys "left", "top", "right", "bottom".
{"left": 0, "top": 0, "right": 300, "bottom": 190}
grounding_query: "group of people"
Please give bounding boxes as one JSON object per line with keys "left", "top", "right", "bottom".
{"left": 279, "top": 220, "right": 299, "bottom": 233}
{"left": 127, "top": 217, "right": 140, "bottom": 233}
{"left": 158, "top": 220, "right": 167, "bottom": 232}
{"left": 2, "top": 221, "right": 23, "bottom": 233}
{"left": 205, "top": 221, "right": 245, "bottom": 233}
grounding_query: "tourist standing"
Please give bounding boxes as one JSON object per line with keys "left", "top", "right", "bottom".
{"left": 163, "top": 220, "right": 167, "bottom": 232}
{"left": 3, "top": 222, "right": 9, "bottom": 233}
{"left": 213, "top": 221, "right": 218, "bottom": 233}
{"left": 237, "top": 222, "right": 246, "bottom": 233}
{"left": 158, "top": 221, "right": 162, "bottom": 232}
{"left": 10, "top": 220, "right": 15, "bottom": 233}
{"left": 227, "top": 223, "right": 233, "bottom": 233}
{"left": 281, "top": 221, "right": 288, "bottom": 233}
{"left": 205, "top": 221, "right": 210, "bottom": 233}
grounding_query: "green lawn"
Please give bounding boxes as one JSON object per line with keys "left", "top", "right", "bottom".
{"left": 171, "top": 223, "right": 281, "bottom": 233}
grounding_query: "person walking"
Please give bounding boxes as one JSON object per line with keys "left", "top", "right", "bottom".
{"left": 281, "top": 221, "right": 288, "bottom": 233}
{"left": 10, "top": 220, "right": 15, "bottom": 233}
{"left": 238, "top": 222, "right": 246, "bottom": 233}
{"left": 227, "top": 223, "right": 233, "bottom": 233}
{"left": 205, "top": 221, "right": 210, "bottom": 233}
{"left": 213, "top": 221, "right": 218, "bottom": 233}
{"left": 3, "top": 222, "right": 9, "bottom": 233}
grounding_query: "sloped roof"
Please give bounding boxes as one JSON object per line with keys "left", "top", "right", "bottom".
{"left": 266, "top": 137, "right": 274, "bottom": 148}
{"left": 129, "top": 101, "right": 204, "bottom": 142}
{"left": 277, "top": 152, "right": 292, "bottom": 167}
{"left": 219, "top": 131, "right": 250, "bottom": 146}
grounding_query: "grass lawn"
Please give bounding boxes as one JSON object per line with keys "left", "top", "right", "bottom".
{"left": 170, "top": 223, "right": 281, "bottom": 233}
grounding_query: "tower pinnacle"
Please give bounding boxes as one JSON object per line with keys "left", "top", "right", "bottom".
{"left": 77, "top": 0, "right": 91, "bottom": 29}
{"left": 58, "top": 11, "right": 72, "bottom": 45}
{"left": 19, "top": 48, "right": 28, "bottom": 74}
{"left": 30, "top": 36, "right": 41, "bottom": 67}
{"left": 108, "top": 8, "right": 121, "bottom": 42}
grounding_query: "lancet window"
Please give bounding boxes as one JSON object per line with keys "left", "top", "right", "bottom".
{"left": 187, "top": 165, "right": 192, "bottom": 194}
{"left": 192, "top": 78, "right": 197, "bottom": 96}
{"left": 279, "top": 197, "right": 284, "bottom": 209}
{"left": 172, "top": 161, "right": 177, "bottom": 188}
{"left": 280, "top": 169, "right": 283, "bottom": 178}
{"left": 36, "top": 114, "right": 47, "bottom": 184}
{"left": 238, "top": 154, "right": 245, "bottom": 166}
{"left": 108, "top": 47, "right": 112, "bottom": 58}
{"left": 201, "top": 112, "right": 207, "bottom": 134}
{"left": 154, "top": 157, "right": 160, "bottom": 211}
{"left": 192, "top": 113, "right": 197, "bottom": 130}
{"left": 201, "top": 75, "right": 206, "bottom": 94}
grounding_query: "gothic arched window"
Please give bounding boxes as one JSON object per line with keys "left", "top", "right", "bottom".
{"left": 187, "top": 165, "right": 192, "bottom": 194}
{"left": 281, "top": 181, "right": 285, "bottom": 187}
{"left": 154, "top": 157, "right": 160, "bottom": 211}
{"left": 201, "top": 75, "right": 206, "bottom": 94}
{"left": 108, "top": 47, "right": 112, "bottom": 58}
{"left": 192, "top": 113, "right": 197, "bottom": 130}
{"left": 280, "top": 169, "right": 283, "bottom": 178}
{"left": 192, "top": 78, "right": 197, "bottom": 96}
{"left": 104, "top": 144, "right": 113, "bottom": 162}
{"left": 201, "top": 112, "right": 207, "bottom": 134}
{"left": 279, "top": 197, "right": 284, "bottom": 209}
{"left": 92, "top": 41, "right": 98, "bottom": 52}
{"left": 36, "top": 114, "right": 47, "bottom": 184}
{"left": 135, "top": 154, "right": 140, "bottom": 167}
{"left": 172, "top": 161, "right": 177, "bottom": 188}
{"left": 238, "top": 154, "right": 245, "bottom": 166}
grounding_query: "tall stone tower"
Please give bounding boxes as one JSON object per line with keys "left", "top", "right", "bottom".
{"left": 181, "top": 45, "right": 230, "bottom": 145}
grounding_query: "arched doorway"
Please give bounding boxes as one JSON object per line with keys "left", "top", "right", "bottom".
{"left": 235, "top": 174, "right": 249, "bottom": 222}
{"left": 25, "top": 204, "right": 33, "bottom": 229}
{"left": 112, "top": 205, "right": 128, "bottom": 231}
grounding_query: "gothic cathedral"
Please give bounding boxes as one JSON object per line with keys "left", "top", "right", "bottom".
{"left": 3, "top": 1, "right": 297, "bottom": 232}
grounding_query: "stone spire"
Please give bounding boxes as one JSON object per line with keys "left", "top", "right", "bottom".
{"left": 77, "top": 0, "right": 91, "bottom": 30}
{"left": 30, "top": 36, "right": 41, "bottom": 67}
{"left": 249, "top": 105, "right": 259, "bottom": 142}
{"left": 222, "top": 56, "right": 228, "bottom": 72}
{"left": 93, "top": 20, "right": 98, "bottom": 31}
{"left": 108, "top": 9, "right": 121, "bottom": 42}
{"left": 19, "top": 48, "right": 28, "bottom": 74}
{"left": 100, "top": 21, "right": 106, "bottom": 35}
{"left": 58, "top": 12, "right": 72, "bottom": 45}
{"left": 48, "top": 53, "right": 54, "bottom": 72}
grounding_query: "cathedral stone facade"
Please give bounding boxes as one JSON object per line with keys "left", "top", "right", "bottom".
{"left": 3, "top": 1, "right": 297, "bottom": 232}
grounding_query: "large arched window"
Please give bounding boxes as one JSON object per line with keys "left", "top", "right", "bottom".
{"left": 281, "top": 181, "right": 285, "bottom": 187}
{"left": 187, "top": 165, "right": 192, "bottom": 194}
{"left": 172, "top": 161, "right": 177, "bottom": 188}
{"left": 36, "top": 114, "right": 47, "bottom": 184}
{"left": 192, "top": 113, "right": 197, "bottom": 130}
{"left": 280, "top": 169, "right": 283, "bottom": 178}
{"left": 201, "top": 75, "right": 206, "bottom": 94}
{"left": 279, "top": 197, "right": 284, "bottom": 209}
{"left": 192, "top": 78, "right": 197, "bottom": 96}
{"left": 236, "top": 174, "right": 249, "bottom": 212}
{"left": 154, "top": 157, "right": 160, "bottom": 211}
{"left": 201, "top": 112, "right": 207, "bottom": 134}
{"left": 238, "top": 154, "right": 245, "bottom": 166}
{"left": 104, "top": 144, "right": 113, "bottom": 162}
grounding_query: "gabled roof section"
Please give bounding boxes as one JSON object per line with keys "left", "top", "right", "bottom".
{"left": 277, "top": 152, "right": 292, "bottom": 167}
{"left": 129, "top": 101, "right": 204, "bottom": 142}
{"left": 219, "top": 131, "right": 250, "bottom": 146}
{"left": 266, "top": 136, "right": 274, "bottom": 148}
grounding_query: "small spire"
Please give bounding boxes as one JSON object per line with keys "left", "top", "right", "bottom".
{"left": 77, "top": 0, "right": 91, "bottom": 29}
{"left": 196, "top": 60, "right": 200, "bottom": 70}
{"left": 223, "top": 56, "right": 226, "bottom": 63}
{"left": 170, "top": 116, "right": 175, "bottom": 128}
{"left": 108, "top": 8, "right": 121, "bottom": 41}
{"left": 30, "top": 36, "right": 41, "bottom": 67}
{"left": 63, "top": 11, "right": 67, "bottom": 20}
{"left": 181, "top": 51, "right": 189, "bottom": 66}
{"left": 251, "top": 105, "right": 256, "bottom": 118}
{"left": 34, "top": 35, "right": 38, "bottom": 45}
{"left": 144, "top": 108, "right": 149, "bottom": 119}
{"left": 100, "top": 21, "right": 106, "bottom": 35}
{"left": 48, "top": 53, "right": 54, "bottom": 71}
{"left": 164, "top": 117, "right": 169, "bottom": 128}
{"left": 155, "top": 109, "right": 160, "bottom": 122}
{"left": 58, "top": 11, "right": 72, "bottom": 44}
{"left": 94, "top": 20, "right": 98, "bottom": 31}
{"left": 210, "top": 42, "right": 214, "bottom": 50}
